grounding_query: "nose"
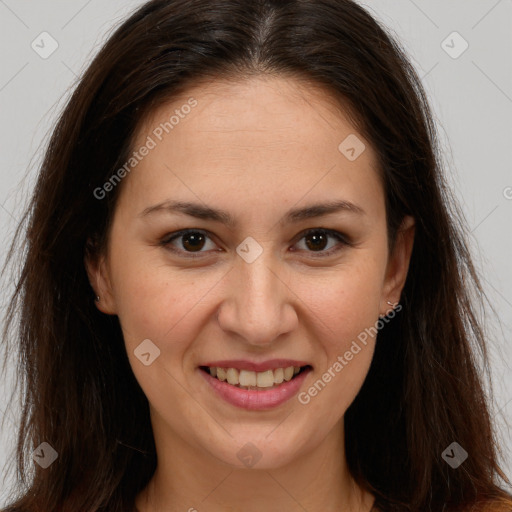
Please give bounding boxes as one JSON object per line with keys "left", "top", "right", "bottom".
{"left": 216, "top": 249, "right": 298, "bottom": 346}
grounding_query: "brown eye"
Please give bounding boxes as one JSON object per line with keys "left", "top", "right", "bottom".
{"left": 304, "top": 231, "right": 329, "bottom": 251}
{"left": 181, "top": 232, "right": 206, "bottom": 252}
{"left": 161, "top": 227, "right": 350, "bottom": 259}
{"left": 294, "top": 228, "right": 350, "bottom": 257}
{"left": 161, "top": 229, "right": 217, "bottom": 257}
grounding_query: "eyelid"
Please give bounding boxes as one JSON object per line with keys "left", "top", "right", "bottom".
{"left": 160, "top": 228, "right": 219, "bottom": 258}
{"left": 160, "top": 227, "right": 352, "bottom": 258}
{"left": 292, "top": 227, "right": 352, "bottom": 257}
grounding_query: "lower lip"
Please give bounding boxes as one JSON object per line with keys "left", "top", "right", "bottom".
{"left": 199, "top": 367, "right": 311, "bottom": 410}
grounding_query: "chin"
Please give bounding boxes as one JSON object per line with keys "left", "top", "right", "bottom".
{"left": 202, "top": 433, "right": 303, "bottom": 470}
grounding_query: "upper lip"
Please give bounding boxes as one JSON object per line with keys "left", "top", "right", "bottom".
{"left": 200, "top": 359, "right": 311, "bottom": 372}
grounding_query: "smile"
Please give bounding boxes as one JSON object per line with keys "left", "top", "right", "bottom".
{"left": 200, "top": 365, "right": 311, "bottom": 390}
{"left": 198, "top": 362, "right": 313, "bottom": 410}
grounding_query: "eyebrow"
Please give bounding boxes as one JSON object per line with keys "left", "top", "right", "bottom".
{"left": 139, "top": 199, "right": 366, "bottom": 227}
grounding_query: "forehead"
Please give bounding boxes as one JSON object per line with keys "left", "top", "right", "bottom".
{"left": 122, "top": 75, "right": 383, "bottom": 221}
{"left": 137, "top": 75, "right": 365, "bottom": 148}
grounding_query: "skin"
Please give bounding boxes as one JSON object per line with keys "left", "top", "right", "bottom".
{"left": 86, "top": 75, "right": 415, "bottom": 512}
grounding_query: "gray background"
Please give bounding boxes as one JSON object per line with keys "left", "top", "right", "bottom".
{"left": 0, "top": 0, "right": 511, "bottom": 504}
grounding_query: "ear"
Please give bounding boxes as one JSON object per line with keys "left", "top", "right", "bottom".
{"left": 84, "top": 238, "right": 117, "bottom": 315}
{"left": 380, "top": 215, "right": 415, "bottom": 312}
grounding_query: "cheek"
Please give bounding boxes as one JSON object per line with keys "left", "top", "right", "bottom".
{"left": 108, "top": 245, "right": 215, "bottom": 354}
{"left": 110, "top": 261, "right": 214, "bottom": 404}
{"left": 293, "top": 258, "right": 384, "bottom": 412}
{"left": 297, "top": 260, "right": 384, "bottom": 348}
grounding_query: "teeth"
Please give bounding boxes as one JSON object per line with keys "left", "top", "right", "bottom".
{"left": 239, "top": 369, "right": 256, "bottom": 387}
{"left": 207, "top": 365, "right": 305, "bottom": 388}
{"left": 283, "top": 366, "right": 294, "bottom": 381}
{"left": 226, "top": 368, "right": 239, "bottom": 385}
{"left": 256, "top": 370, "right": 275, "bottom": 388}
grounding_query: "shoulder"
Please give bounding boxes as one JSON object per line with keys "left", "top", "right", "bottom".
{"left": 370, "top": 499, "right": 512, "bottom": 512}
{"left": 468, "top": 499, "right": 512, "bottom": 512}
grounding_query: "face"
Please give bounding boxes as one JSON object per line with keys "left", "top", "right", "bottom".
{"left": 87, "top": 75, "right": 414, "bottom": 470}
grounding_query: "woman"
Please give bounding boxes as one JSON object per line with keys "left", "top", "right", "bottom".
{"left": 1, "top": 0, "right": 511, "bottom": 511}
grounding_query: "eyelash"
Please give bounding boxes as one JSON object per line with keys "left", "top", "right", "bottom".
{"left": 159, "top": 228, "right": 352, "bottom": 259}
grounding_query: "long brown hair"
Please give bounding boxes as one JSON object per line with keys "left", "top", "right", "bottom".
{"left": 1, "top": 1, "right": 511, "bottom": 511}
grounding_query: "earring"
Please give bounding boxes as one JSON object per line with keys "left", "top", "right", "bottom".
{"left": 379, "top": 300, "right": 398, "bottom": 319}
{"left": 95, "top": 296, "right": 100, "bottom": 302}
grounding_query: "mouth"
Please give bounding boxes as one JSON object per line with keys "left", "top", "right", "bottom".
{"left": 199, "top": 364, "right": 312, "bottom": 390}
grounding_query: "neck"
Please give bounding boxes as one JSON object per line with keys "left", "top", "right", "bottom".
{"left": 135, "top": 409, "right": 374, "bottom": 512}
